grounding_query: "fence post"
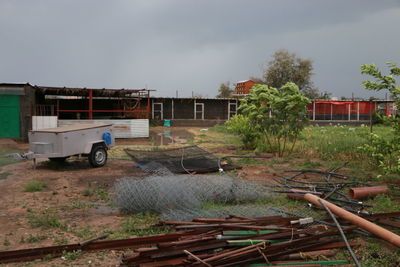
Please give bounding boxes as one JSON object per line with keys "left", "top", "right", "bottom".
{"left": 348, "top": 103, "right": 351, "bottom": 121}
{"left": 312, "top": 102, "right": 315, "bottom": 121}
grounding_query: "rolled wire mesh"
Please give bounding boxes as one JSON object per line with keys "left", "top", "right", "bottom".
{"left": 114, "top": 174, "right": 271, "bottom": 216}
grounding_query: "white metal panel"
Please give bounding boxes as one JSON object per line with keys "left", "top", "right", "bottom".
{"left": 58, "top": 119, "right": 149, "bottom": 138}
{"left": 32, "top": 116, "right": 58, "bottom": 130}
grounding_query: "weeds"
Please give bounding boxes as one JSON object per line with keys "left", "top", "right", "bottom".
{"left": 368, "top": 194, "right": 400, "bottom": 213}
{"left": 0, "top": 172, "right": 12, "bottom": 180}
{"left": 61, "top": 201, "right": 95, "bottom": 211}
{"left": 27, "top": 210, "right": 67, "bottom": 230}
{"left": 3, "top": 237, "right": 10, "bottom": 246}
{"left": 53, "top": 235, "right": 68, "bottom": 245}
{"left": 20, "top": 234, "right": 47, "bottom": 244}
{"left": 71, "top": 226, "right": 95, "bottom": 240}
{"left": 82, "top": 189, "right": 94, "bottom": 196}
{"left": 23, "top": 180, "right": 47, "bottom": 192}
{"left": 359, "top": 240, "right": 400, "bottom": 266}
{"left": 61, "top": 250, "right": 81, "bottom": 261}
{"left": 121, "top": 213, "right": 170, "bottom": 237}
{"left": 94, "top": 190, "right": 109, "bottom": 201}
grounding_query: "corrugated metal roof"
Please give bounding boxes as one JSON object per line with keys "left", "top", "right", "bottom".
{"left": 150, "top": 96, "right": 238, "bottom": 100}
{"left": 0, "top": 83, "right": 26, "bottom": 95}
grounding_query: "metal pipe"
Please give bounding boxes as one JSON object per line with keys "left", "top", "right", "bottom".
{"left": 304, "top": 194, "right": 400, "bottom": 247}
{"left": 318, "top": 199, "right": 361, "bottom": 267}
{"left": 349, "top": 186, "right": 389, "bottom": 200}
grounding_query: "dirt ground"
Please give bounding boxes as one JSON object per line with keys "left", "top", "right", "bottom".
{"left": 0, "top": 157, "right": 143, "bottom": 266}
{"left": 0, "top": 127, "right": 342, "bottom": 266}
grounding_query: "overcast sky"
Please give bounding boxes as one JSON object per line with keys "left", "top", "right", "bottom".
{"left": 1, "top": 0, "right": 399, "bottom": 98}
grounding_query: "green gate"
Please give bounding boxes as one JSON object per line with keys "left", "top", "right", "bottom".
{"left": 0, "top": 95, "right": 20, "bottom": 138}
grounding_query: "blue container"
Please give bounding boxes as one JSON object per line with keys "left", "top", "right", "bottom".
{"left": 102, "top": 132, "right": 112, "bottom": 145}
{"left": 164, "top": 119, "right": 171, "bottom": 127}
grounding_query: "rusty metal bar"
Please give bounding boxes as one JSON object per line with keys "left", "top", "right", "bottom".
{"left": 0, "top": 231, "right": 202, "bottom": 263}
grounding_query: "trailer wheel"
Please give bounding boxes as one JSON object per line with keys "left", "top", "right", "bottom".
{"left": 49, "top": 157, "right": 68, "bottom": 163}
{"left": 88, "top": 145, "right": 107, "bottom": 167}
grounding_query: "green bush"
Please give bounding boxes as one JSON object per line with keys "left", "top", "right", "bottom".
{"left": 359, "top": 133, "right": 400, "bottom": 174}
{"left": 225, "top": 115, "right": 259, "bottom": 149}
{"left": 238, "top": 83, "right": 310, "bottom": 156}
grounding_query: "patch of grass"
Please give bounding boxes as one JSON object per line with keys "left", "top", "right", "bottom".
{"left": 3, "top": 237, "right": 10, "bottom": 246}
{"left": 0, "top": 149, "right": 21, "bottom": 167}
{"left": 121, "top": 213, "right": 170, "bottom": 237}
{"left": 235, "top": 157, "right": 264, "bottom": 166}
{"left": 53, "top": 235, "right": 68, "bottom": 245}
{"left": 368, "top": 194, "right": 400, "bottom": 213}
{"left": 61, "top": 250, "right": 81, "bottom": 261}
{"left": 0, "top": 172, "right": 12, "bottom": 180}
{"left": 61, "top": 201, "right": 95, "bottom": 211}
{"left": 23, "top": 180, "right": 47, "bottom": 192}
{"left": 296, "top": 159, "right": 322, "bottom": 169}
{"left": 82, "top": 189, "right": 94, "bottom": 197}
{"left": 20, "top": 234, "right": 47, "bottom": 244}
{"left": 94, "top": 189, "right": 109, "bottom": 201}
{"left": 27, "top": 210, "right": 67, "bottom": 230}
{"left": 71, "top": 226, "right": 95, "bottom": 240}
{"left": 359, "top": 240, "right": 400, "bottom": 266}
{"left": 298, "top": 125, "right": 393, "bottom": 162}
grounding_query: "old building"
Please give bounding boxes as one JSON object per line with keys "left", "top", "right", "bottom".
{"left": 233, "top": 80, "right": 256, "bottom": 95}
{"left": 149, "top": 97, "right": 238, "bottom": 126}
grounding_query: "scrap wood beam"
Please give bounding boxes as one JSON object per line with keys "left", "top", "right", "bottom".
{"left": 0, "top": 230, "right": 203, "bottom": 263}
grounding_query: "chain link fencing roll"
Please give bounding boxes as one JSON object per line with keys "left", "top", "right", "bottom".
{"left": 114, "top": 174, "right": 271, "bottom": 216}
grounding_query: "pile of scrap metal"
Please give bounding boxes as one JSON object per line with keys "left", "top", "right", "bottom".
{"left": 120, "top": 214, "right": 355, "bottom": 266}
{"left": 1, "top": 210, "right": 400, "bottom": 266}
{"left": 269, "top": 165, "right": 389, "bottom": 215}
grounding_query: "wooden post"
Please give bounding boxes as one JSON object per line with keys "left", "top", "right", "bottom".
{"left": 357, "top": 102, "right": 360, "bottom": 121}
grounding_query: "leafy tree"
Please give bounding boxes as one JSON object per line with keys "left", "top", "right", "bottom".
{"left": 238, "top": 82, "right": 310, "bottom": 156}
{"left": 319, "top": 91, "right": 332, "bottom": 100}
{"left": 216, "top": 82, "right": 233, "bottom": 98}
{"left": 359, "top": 62, "right": 400, "bottom": 174}
{"left": 263, "top": 49, "right": 319, "bottom": 98}
{"left": 361, "top": 62, "right": 400, "bottom": 107}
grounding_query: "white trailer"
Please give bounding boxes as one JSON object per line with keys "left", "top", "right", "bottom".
{"left": 28, "top": 123, "right": 115, "bottom": 167}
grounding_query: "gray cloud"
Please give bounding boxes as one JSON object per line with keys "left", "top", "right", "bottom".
{"left": 0, "top": 0, "right": 399, "bottom": 98}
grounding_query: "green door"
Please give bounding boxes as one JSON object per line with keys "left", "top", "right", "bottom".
{"left": 0, "top": 95, "right": 20, "bottom": 138}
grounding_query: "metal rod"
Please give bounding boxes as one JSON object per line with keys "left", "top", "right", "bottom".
{"left": 184, "top": 250, "right": 212, "bottom": 267}
{"left": 318, "top": 199, "right": 362, "bottom": 267}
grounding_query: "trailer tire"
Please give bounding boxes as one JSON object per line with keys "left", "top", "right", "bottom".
{"left": 88, "top": 145, "right": 107, "bottom": 168}
{"left": 49, "top": 157, "right": 68, "bottom": 163}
